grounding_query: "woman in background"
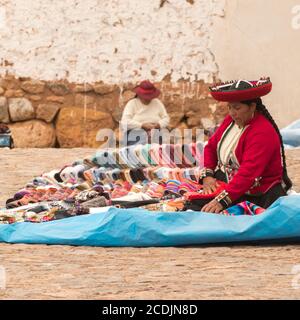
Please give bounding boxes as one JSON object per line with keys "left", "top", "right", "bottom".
{"left": 120, "top": 80, "right": 169, "bottom": 146}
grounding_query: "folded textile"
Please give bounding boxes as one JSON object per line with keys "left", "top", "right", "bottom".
{"left": 221, "top": 201, "right": 265, "bottom": 216}
{"left": 165, "top": 180, "right": 182, "bottom": 194}
{"left": 75, "top": 190, "right": 100, "bottom": 203}
{"left": 69, "top": 164, "right": 86, "bottom": 182}
{"left": 111, "top": 199, "right": 160, "bottom": 208}
{"left": 79, "top": 196, "right": 109, "bottom": 208}
{"left": 182, "top": 144, "right": 195, "bottom": 166}
{"left": 112, "top": 192, "right": 153, "bottom": 202}
{"left": 145, "top": 182, "right": 165, "bottom": 198}
{"left": 42, "top": 170, "right": 63, "bottom": 186}
{"left": 0, "top": 203, "right": 57, "bottom": 224}
{"left": 184, "top": 181, "right": 227, "bottom": 200}
{"left": 58, "top": 166, "right": 73, "bottom": 182}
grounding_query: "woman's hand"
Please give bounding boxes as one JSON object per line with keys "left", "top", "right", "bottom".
{"left": 202, "top": 177, "right": 218, "bottom": 195}
{"left": 142, "top": 123, "right": 153, "bottom": 131}
{"left": 150, "top": 122, "right": 160, "bottom": 129}
{"left": 142, "top": 123, "right": 161, "bottom": 130}
{"left": 201, "top": 199, "right": 223, "bottom": 213}
{"left": 142, "top": 123, "right": 155, "bottom": 131}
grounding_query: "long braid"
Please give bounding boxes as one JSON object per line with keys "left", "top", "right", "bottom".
{"left": 245, "top": 98, "right": 292, "bottom": 191}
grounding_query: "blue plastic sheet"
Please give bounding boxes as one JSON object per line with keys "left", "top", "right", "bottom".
{"left": 281, "top": 119, "right": 300, "bottom": 148}
{"left": 0, "top": 195, "right": 300, "bottom": 247}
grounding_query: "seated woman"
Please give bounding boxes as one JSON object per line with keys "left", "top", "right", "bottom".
{"left": 200, "top": 77, "right": 292, "bottom": 213}
{"left": 120, "top": 80, "right": 170, "bottom": 146}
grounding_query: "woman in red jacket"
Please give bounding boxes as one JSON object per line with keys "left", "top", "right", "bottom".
{"left": 201, "top": 78, "right": 292, "bottom": 213}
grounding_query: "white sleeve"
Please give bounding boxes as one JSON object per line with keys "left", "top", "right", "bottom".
{"left": 157, "top": 100, "right": 170, "bottom": 128}
{"left": 120, "top": 100, "right": 143, "bottom": 130}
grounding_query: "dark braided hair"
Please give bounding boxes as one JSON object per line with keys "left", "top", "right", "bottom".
{"left": 242, "top": 98, "right": 292, "bottom": 192}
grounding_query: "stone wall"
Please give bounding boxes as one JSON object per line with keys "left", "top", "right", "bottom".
{"left": 0, "top": 75, "right": 228, "bottom": 148}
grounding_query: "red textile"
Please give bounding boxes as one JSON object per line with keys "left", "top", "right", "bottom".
{"left": 184, "top": 181, "right": 227, "bottom": 200}
{"left": 204, "top": 113, "right": 283, "bottom": 202}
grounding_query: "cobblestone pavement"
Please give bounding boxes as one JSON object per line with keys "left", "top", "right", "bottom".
{"left": 0, "top": 148, "right": 300, "bottom": 300}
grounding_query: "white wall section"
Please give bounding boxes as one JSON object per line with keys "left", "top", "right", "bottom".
{"left": 0, "top": 0, "right": 225, "bottom": 83}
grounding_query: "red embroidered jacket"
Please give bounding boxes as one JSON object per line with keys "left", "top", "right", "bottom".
{"left": 204, "top": 112, "right": 283, "bottom": 203}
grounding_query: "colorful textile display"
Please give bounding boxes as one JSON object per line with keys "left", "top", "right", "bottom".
{"left": 0, "top": 140, "right": 271, "bottom": 226}
{"left": 92, "top": 142, "right": 204, "bottom": 168}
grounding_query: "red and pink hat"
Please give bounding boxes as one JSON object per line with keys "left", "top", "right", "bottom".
{"left": 133, "top": 80, "right": 161, "bottom": 101}
{"left": 210, "top": 77, "right": 272, "bottom": 102}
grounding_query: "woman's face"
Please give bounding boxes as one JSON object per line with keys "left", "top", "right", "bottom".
{"left": 228, "top": 102, "right": 256, "bottom": 127}
{"left": 138, "top": 97, "right": 152, "bottom": 105}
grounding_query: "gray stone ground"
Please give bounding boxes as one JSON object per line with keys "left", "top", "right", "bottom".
{"left": 0, "top": 148, "right": 300, "bottom": 300}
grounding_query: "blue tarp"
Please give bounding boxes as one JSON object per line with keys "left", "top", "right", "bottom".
{"left": 0, "top": 195, "right": 300, "bottom": 247}
{"left": 281, "top": 119, "right": 300, "bottom": 148}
